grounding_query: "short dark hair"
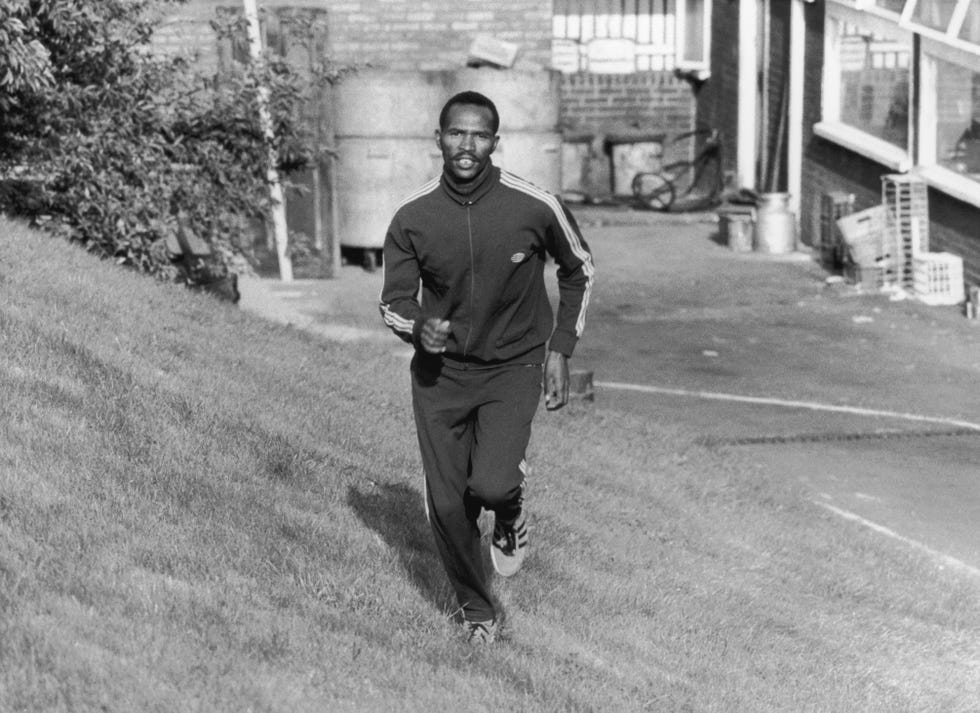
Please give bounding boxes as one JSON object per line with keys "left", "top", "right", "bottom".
{"left": 439, "top": 91, "right": 500, "bottom": 134}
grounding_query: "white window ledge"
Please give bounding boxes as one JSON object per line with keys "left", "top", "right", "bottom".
{"left": 814, "top": 121, "right": 912, "bottom": 172}
{"left": 917, "top": 165, "right": 980, "bottom": 209}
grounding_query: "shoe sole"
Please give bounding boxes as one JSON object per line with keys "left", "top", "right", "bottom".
{"left": 491, "top": 524, "right": 528, "bottom": 577}
{"left": 490, "top": 546, "right": 525, "bottom": 577}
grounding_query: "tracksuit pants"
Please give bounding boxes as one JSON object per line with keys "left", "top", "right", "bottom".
{"left": 411, "top": 354, "right": 542, "bottom": 623}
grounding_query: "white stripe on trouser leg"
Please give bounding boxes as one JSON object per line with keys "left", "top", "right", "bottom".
{"left": 518, "top": 458, "right": 529, "bottom": 501}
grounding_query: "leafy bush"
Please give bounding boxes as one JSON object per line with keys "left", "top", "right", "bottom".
{"left": 0, "top": 0, "right": 348, "bottom": 285}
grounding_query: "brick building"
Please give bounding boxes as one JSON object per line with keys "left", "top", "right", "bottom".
{"left": 696, "top": 0, "right": 980, "bottom": 293}
{"left": 154, "top": 1, "right": 980, "bottom": 295}
{"left": 153, "top": 1, "right": 705, "bottom": 272}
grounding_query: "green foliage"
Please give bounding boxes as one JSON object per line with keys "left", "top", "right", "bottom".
{"left": 0, "top": 1, "right": 54, "bottom": 106}
{"left": 0, "top": 0, "right": 350, "bottom": 285}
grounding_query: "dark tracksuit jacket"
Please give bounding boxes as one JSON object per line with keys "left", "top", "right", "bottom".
{"left": 379, "top": 163, "right": 595, "bottom": 621}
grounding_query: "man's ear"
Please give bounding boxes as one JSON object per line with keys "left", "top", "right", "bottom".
{"left": 434, "top": 129, "right": 443, "bottom": 151}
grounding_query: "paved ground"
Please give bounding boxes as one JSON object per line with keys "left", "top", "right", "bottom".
{"left": 239, "top": 206, "right": 980, "bottom": 574}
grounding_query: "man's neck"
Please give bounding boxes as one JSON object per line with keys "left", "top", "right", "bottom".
{"left": 442, "top": 161, "right": 494, "bottom": 201}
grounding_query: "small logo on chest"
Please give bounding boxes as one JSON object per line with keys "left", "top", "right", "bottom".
{"left": 510, "top": 252, "right": 527, "bottom": 263}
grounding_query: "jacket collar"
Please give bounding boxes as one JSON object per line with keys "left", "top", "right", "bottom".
{"left": 440, "top": 162, "right": 498, "bottom": 205}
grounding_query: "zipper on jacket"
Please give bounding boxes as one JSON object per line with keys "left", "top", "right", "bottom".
{"left": 462, "top": 203, "right": 475, "bottom": 362}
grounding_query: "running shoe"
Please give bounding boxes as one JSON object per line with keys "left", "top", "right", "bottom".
{"left": 491, "top": 510, "right": 528, "bottom": 577}
{"left": 464, "top": 618, "right": 497, "bottom": 645}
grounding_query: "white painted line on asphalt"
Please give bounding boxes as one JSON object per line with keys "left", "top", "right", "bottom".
{"left": 816, "top": 502, "right": 980, "bottom": 579}
{"left": 594, "top": 381, "right": 980, "bottom": 432}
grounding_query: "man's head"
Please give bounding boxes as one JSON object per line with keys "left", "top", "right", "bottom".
{"left": 435, "top": 91, "right": 500, "bottom": 184}
{"left": 439, "top": 91, "right": 499, "bottom": 134}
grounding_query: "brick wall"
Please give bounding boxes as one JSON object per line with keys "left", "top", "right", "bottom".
{"left": 559, "top": 72, "right": 695, "bottom": 138}
{"left": 558, "top": 72, "right": 696, "bottom": 198}
{"left": 155, "top": 0, "right": 553, "bottom": 71}
{"left": 801, "top": 0, "right": 828, "bottom": 249}
{"left": 695, "top": 0, "right": 741, "bottom": 187}
{"left": 803, "top": 137, "right": 883, "bottom": 253}
{"left": 328, "top": 0, "right": 552, "bottom": 70}
{"left": 696, "top": 0, "right": 789, "bottom": 192}
{"left": 925, "top": 193, "right": 980, "bottom": 287}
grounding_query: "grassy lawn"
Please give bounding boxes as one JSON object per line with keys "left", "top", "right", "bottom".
{"left": 1, "top": 215, "right": 978, "bottom": 712}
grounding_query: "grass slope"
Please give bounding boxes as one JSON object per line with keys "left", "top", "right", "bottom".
{"left": 1, "top": 216, "right": 978, "bottom": 712}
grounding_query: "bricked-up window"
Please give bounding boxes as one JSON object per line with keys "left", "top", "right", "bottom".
{"left": 551, "top": 0, "right": 710, "bottom": 74}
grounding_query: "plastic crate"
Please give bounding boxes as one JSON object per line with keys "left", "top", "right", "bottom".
{"left": 819, "top": 191, "right": 855, "bottom": 270}
{"left": 844, "top": 262, "right": 887, "bottom": 291}
{"left": 912, "top": 252, "right": 965, "bottom": 305}
{"left": 881, "top": 174, "right": 929, "bottom": 288}
{"left": 836, "top": 205, "right": 899, "bottom": 286}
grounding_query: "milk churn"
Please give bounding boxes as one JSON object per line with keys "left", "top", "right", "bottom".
{"left": 754, "top": 192, "right": 796, "bottom": 254}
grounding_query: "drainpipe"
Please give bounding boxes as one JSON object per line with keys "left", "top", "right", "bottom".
{"left": 243, "top": 0, "right": 293, "bottom": 282}
{"left": 759, "top": 0, "right": 771, "bottom": 190}
{"left": 737, "top": 0, "right": 758, "bottom": 191}
{"left": 787, "top": 0, "right": 806, "bottom": 229}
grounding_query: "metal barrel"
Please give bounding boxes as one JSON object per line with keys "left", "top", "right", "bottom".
{"left": 452, "top": 68, "right": 562, "bottom": 194}
{"left": 333, "top": 71, "right": 450, "bottom": 250}
{"left": 332, "top": 69, "right": 563, "bottom": 251}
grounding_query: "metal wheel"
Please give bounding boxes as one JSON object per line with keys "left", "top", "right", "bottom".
{"left": 631, "top": 172, "right": 676, "bottom": 211}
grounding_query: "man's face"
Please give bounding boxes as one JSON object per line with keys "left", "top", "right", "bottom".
{"left": 435, "top": 103, "right": 499, "bottom": 183}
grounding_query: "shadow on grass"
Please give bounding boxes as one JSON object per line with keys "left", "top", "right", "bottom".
{"left": 347, "top": 481, "right": 451, "bottom": 614}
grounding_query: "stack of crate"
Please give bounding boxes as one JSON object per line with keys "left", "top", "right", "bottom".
{"left": 836, "top": 204, "right": 895, "bottom": 289}
{"left": 819, "top": 191, "right": 855, "bottom": 271}
{"left": 881, "top": 174, "right": 929, "bottom": 289}
{"left": 834, "top": 174, "right": 966, "bottom": 305}
{"left": 879, "top": 174, "right": 965, "bottom": 305}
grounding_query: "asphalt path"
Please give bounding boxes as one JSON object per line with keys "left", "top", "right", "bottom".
{"left": 240, "top": 206, "right": 980, "bottom": 574}
{"left": 570, "top": 208, "right": 980, "bottom": 574}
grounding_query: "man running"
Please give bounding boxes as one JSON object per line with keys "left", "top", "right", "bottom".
{"left": 379, "top": 90, "right": 595, "bottom": 645}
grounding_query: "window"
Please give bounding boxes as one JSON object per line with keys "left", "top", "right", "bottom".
{"left": 958, "top": 0, "right": 980, "bottom": 42}
{"left": 818, "top": 6, "right": 913, "bottom": 168}
{"left": 551, "top": 0, "right": 710, "bottom": 74}
{"left": 934, "top": 59, "right": 980, "bottom": 175}
{"left": 910, "top": 0, "right": 959, "bottom": 31}
{"left": 876, "top": 0, "right": 907, "bottom": 12}
{"left": 901, "top": 0, "right": 980, "bottom": 49}
{"left": 825, "top": 1, "right": 980, "bottom": 204}
{"left": 918, "top": 38, "right": 980, "bottom": 199}
{"left": 839, "top": 23, "right": 910, "bottom": 148}
{"left": 677, "top": 0, "right": 710, "bottom": 68}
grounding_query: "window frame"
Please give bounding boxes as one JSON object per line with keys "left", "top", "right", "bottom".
{"left": 900, "top": 0, "right": 980, "bottom": 56}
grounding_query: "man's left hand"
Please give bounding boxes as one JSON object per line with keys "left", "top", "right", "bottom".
{"left": 543, "top": 350, "right": 569, "bottom": 411}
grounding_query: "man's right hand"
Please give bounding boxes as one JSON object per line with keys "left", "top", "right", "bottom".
{"left": 420, "top": 318, "right": 451, "bottom": 354}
